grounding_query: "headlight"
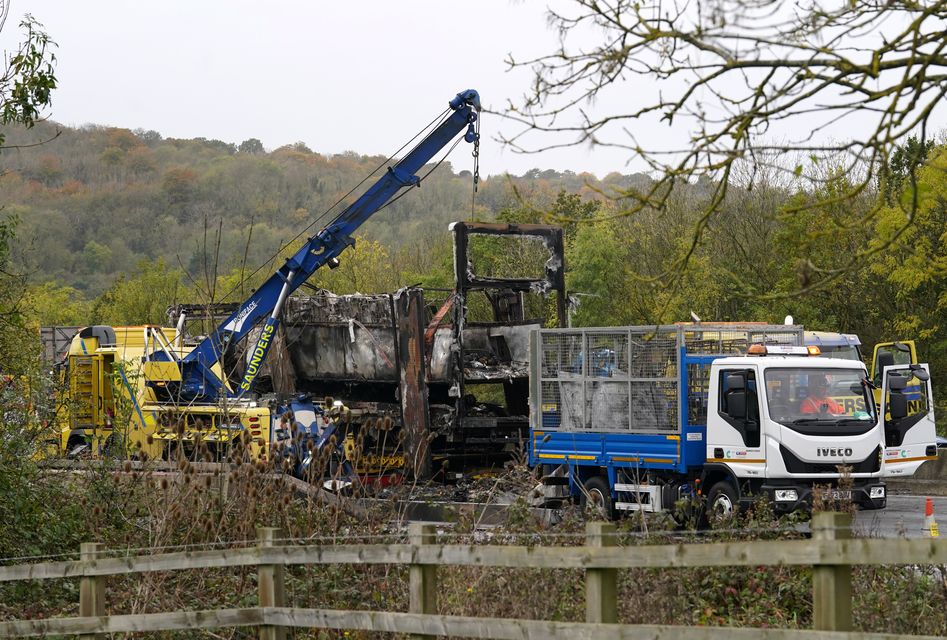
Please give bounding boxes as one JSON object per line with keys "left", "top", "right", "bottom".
{"left": 870, "top": 486, "right": 885, "bottom": 499}
{"left": 775, "top": 489, "right": 798, "bottom": 502}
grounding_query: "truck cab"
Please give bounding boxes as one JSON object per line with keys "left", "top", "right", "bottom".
{"left": 706, "top": 346, "right": 887, "bottom": 513}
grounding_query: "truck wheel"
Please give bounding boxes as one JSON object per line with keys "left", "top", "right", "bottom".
{"left": 707, "top": 481, "right": 738, "bottom": 525}
{"left": 580, "top": 476, "right": 615, "bottom": 520}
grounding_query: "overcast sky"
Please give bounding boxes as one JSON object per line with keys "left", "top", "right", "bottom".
{"left": 4, "top": 1, "right": 643, "bottom": 179}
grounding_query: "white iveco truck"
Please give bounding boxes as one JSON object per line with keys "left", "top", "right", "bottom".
{"left": 529, "top": 324, "right": 937, "bottom": 518}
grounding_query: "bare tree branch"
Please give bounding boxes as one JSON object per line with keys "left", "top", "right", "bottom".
{"left": 504, "top": 1, "right": 947, "bottom": 297}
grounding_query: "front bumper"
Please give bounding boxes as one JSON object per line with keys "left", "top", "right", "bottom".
{"left": 760, "top": 480, "right": 886, "bottom": 512}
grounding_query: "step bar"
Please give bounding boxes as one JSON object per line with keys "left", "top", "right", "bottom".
{"left": 614, "top": 483, "right": 664, "bottom": 512}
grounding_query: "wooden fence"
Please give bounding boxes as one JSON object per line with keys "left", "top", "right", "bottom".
{"left": 0, "top": 512, "right": 945, "bottom": 640}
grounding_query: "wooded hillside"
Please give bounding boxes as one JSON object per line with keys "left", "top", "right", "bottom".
{"left": 0, "top": 121, "right": 945, "bottom": 409}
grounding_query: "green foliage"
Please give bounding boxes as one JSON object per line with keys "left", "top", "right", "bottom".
{"left": 0, "top": 16, "right": 57, "bottom": 371}
{"left": 238, "top": 137, "right": 264, "bottom": 154}
{"left": 884, "top": 135, "right": 936, "bottom": 202}
{"left": 867, "top": 147, "right": 947, "bottom": 404}
{"left": 0, "top": 16, "right": 56, "bottom": 147}
{"left": 0, "top": 372, "right": 87, "bottom": 560}
{"left": 91, "top": 258, "right": 185, "bottom": 324}
{"left": 0, "top": 215, "right": 34, "bottom": 374}
{"left": 23, "top": 282, "right": 90, "bottom": 326}
{"left": 567, "top": 218, "right": 636, "bottom": 325}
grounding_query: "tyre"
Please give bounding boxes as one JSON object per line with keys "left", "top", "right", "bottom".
{"left": 707, "top": 481, "right": 739, "bottom": 526}
{"left": 580, "top": 476, "right": 615, "bottom": 520}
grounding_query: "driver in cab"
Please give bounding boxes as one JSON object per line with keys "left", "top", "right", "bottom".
{"left": 799, "top": 374, "right": 842, "bottom": 415}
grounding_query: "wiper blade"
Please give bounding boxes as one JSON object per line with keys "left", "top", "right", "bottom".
{"left": 791, "top": 418, "right": 837, "bottom": 425}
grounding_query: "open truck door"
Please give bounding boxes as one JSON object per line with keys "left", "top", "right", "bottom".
{"left": 881, "top": 362, "right": 937, "bottom": 476}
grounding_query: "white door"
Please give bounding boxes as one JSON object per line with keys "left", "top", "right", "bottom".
{"left": 881, "top": 363, "right": 936, "bottom": 477}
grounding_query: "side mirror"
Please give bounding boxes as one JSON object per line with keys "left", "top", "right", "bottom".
{"left": 888, "top": 374, "right": 908, "bottom": 391}
{"left": 894, "top": 342, "right": 911, "bottom": 353}
{"left": 727, "top": 391, "right": 747, "bottom": 419}
{"left": 909, "top": 364, "right": 930, "bottom": 382}
{"left": 889, "top": 392, "right": 908, "bottom": 420}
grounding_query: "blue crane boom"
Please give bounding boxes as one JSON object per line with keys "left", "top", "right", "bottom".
{"left": 165, "top": 90, "right": 481, "bottom": 402}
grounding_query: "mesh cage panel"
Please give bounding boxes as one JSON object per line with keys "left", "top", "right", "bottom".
{"left": 585, "top": 332, "right": 630, "bottom": 378}
{"left": 539, "top": 328, "right": 680, "bottom": 433}
{"left": 629, "top": 330, "right": 678, "bottom": 378}
{"left": 536, "top": 325, "right": 801, "bottom": 434}
{"left": 631, "top": 380, "right": 678, "bottom": 432}
{"left": 682, "top": 325, "right": 802, "bottom": 355}
{"left": 540, "top": 333, "right": 585, "bottom": 377}
{"left": 586, "top": 380, "right": 630, "bottom": 431}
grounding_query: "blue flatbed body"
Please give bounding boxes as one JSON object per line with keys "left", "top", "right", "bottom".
{"left": 529, "top": 348, "right": 713, "bottom": 476}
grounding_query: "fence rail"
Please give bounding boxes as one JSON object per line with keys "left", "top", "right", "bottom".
{"left": 0, "top": 513, "right": 944, "bottom": 639}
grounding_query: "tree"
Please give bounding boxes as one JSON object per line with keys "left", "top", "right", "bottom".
{"left": 0, "top": 15, "right": 56, "bottom": 372}
{"left": 238, "top": 138, "right": 264, "bottom": 154}
{"left": 23, "top": 282, "right": 90, "bottom": 326}
{"left": 91, "top": 258, "right": 184, "bottom": 325}
{"left": 0, "top": 15, "right": 56, "bottom": 148}
{"left": 506, "top": 1, "right": 947, "bottom": 297}
{"left": 161, "top": 166, "right": 199, "bottom": 207}
{"left": 311, "top": 236, "right": 398, "bottom": 294}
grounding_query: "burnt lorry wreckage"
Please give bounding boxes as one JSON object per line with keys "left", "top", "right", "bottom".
{"left": 168, "top": 222, "right": 567, "bottom": 479}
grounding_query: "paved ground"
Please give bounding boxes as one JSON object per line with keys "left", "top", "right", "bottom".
{"left": 854, "top": 493, "right": 947, "bottom": 538}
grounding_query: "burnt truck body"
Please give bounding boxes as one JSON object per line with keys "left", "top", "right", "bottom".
{"left": 258, "top": 222, "right": 566, "bottom": 477}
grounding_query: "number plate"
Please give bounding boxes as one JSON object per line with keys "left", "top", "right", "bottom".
{"left": 820, "top": 489, "right": 851, "bottom": 501}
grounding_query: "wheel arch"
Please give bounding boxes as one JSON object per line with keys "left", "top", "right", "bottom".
{"left": 699, "top": 463, "right": 740, "bottom": 500}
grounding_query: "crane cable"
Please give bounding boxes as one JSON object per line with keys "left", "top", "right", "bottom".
{"left": 470, "top": 109, "right": 481, "bottom": 220}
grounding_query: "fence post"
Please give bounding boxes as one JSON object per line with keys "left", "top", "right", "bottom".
{"left": 257, "top": 527, "right": 286, "bottom": 640}
{"left": 79, "top": 542, "right": 105, "bottom": 640}
{"left": 586, "top": 521, "right": 618, "bottom": 624}
{"left": 811, "top": 511, "right": 852, "bottom": 631}
{"left": 409, "top": 522, "right": 437, "bottom": 640}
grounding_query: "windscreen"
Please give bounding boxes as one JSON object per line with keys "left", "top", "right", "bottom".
{"left": 764, "top": 367, "right": 875, "bottom": 434}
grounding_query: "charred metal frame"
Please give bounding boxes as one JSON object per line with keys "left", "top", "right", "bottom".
{"left": 449, "top": 222, "right": 567, "bottom": 444}
{"left": 163, "top": 223, "right": 567, "bottom": 480}
{"left": 451, "top": 222, "right": 567, "bottom": 326}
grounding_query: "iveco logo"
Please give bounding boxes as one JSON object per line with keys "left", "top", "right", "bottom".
{"left": 817, "top": 447, "right": 853, "bottom": 457}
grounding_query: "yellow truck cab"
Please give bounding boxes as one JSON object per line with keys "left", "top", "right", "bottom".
{"left": 870, "top": 341, "right": 917, "bottom": 386}
{"left": 59, "top": 326, "right": 161, "bottom": 457}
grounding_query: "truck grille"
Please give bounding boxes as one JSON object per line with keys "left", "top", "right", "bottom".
{"left": 779, "top": 444, "right": 881, "bottom": 474}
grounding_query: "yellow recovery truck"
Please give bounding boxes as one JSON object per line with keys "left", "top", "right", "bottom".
{"left": 57, "top": 325, "right": 270, "bottom": 461}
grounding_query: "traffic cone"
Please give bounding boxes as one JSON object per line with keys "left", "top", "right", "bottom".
{"left": 924, "top": 497, "right": 940, "bottom": 538}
